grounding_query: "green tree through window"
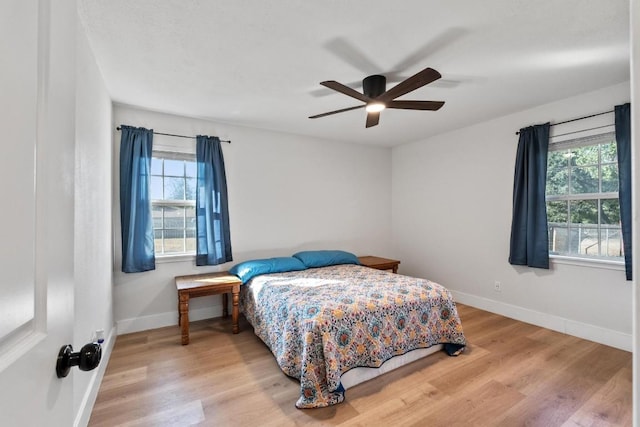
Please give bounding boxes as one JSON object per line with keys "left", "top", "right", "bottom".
{"left": 546, "top": 132, "right": 623, "bottom": 260}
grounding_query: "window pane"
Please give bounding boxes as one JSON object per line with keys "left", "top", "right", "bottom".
{"left": 154, "top": 229, "right": 163, "bottom": 254}
{"left": 547, "top": 151, "right": 568, "bottom": 196}
{"left": 570, "top": 199, "right": 597, "bottom": 225}
{"left": 151, "top": 157, "right": 163, "bottom": 175}
{"left": 185, "top": 161, "right": 196, "bottom": 178}
{"left": 547, "top": 200, "right": 568, "bottom": 223}
{"left": 164, "top": 159, "right": 184, "bottom": 177}
{"left": 185, "top": 206, "right": 195, "bottom": 229}
{"left": 164, "top": 177, "right": 185, "bottom": 200}
{"left": 601, "top": 164, "right": 619, "bottom": 193}
{"left": 548, "top": 150, "right": 568, "bottom": 169}
{"left": 576, "top": 226, "right": 599, "bottom": 256}
{"left": 163, "top": 229, "right": 185, "bottom": 253}
{"left": 600, "top": 198, "right": 620, "bottom": 225}
{"left": 546, "top": 168, "right": 568, "bottom": 195}
{"left": 601, "top": 142, "right": 617, "bottom": 163}
{"left": 601, "top": 228, "right": 623, "bottom": 257}
{"left": 570, "top": 166, "right": 598, "bottom": 194}
{"left": 548, "top": 225, "right": 568, "bottom": 254}
{"left": 150, "top": 176, "right": 163, "bottom": 199}
{"left": 186, "top": 229, "right": 196, "bottom": 252}
{"left": 572, "top": 145, "right": 598, "bottom": 166}
{"left": 152, "top": 206, "right": 163, "bottom": 229}
{"left": 186, "top": 177, "right": 196, "bottom": 200}
{"left": 164, "top": 206, "right": 184, "bottom": 229}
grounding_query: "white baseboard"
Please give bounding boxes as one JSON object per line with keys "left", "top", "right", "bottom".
{"left": 451, "top": 290, "right": 632, "bottom": 352}
{"left": 116, "top": 305, "right": 224, "bottom": 335}
{"left": 74, "top": 326, "right": 116, "bottom": 427}
{"left": 114, "top": 291, "right": 632, "bottom": 351}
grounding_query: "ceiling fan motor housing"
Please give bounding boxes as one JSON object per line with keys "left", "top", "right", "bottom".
{"left": 363, "top": 75, "right": 386, "bottom": 98}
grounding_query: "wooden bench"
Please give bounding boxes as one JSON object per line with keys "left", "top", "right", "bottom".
{"left": 175, "top": 271, "right": 242, "bottom": 345}
{"left": 358, "top": 256, "right": 401, "bottom": 273}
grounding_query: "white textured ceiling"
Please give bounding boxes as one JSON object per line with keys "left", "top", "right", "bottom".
{"left": 78, "top": 0, "right": 630, "bottom": 147}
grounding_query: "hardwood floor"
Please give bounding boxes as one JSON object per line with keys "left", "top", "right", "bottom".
{"left": 89, "top": 304, "right": 632, "bottom": 426}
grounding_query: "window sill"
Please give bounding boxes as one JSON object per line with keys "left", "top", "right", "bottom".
{"left": 155, "top": 254, "right": 196, "bottom": 264}
{"left": 550, "top": 255, "right": 625, "bottom": 271}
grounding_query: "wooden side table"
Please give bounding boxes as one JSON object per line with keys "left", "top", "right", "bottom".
{"left": 358, "top": 256, "right": 401, "bottom": 273}
{"left": 175, "top": 271, "right": 242, "bottom": 345}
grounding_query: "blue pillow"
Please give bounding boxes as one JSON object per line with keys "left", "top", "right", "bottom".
{"left": 292, "top": 250, "right": 360, "bottom": 268}
{"left": 229, "top": 257, "right": 307, "bottom": 283}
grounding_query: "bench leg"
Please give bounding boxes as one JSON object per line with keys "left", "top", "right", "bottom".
{"left": 222, "top": 293, "right": 229, "bottom": 318}
{"left": 179, "top": 293, "right": 190, "bottom": 345}
{"left": 232, "top": 288, "right": 240, "bottom": 334}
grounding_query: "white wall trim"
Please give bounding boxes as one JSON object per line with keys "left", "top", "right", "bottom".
{"left": 74, "top": 326, "right": 116, "bottom": 427}
{"left": 550, "top": 255, "right": 625, "bottom": 271}
{"left": 115, "top": 290, "right": 633, "bottom": 351}
{"left": 451, "top": 290, "right": 632, "bottom": 352}
{"left": 116, "top": 305, "right": 225, "bottom": 336}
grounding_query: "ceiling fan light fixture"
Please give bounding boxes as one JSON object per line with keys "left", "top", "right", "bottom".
{"left": 366, "top": 102, "right": 385, "bottom": 113}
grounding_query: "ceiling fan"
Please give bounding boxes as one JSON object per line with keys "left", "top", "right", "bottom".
{"left": 309, "top": 67, "right": 445, "bottom": 128}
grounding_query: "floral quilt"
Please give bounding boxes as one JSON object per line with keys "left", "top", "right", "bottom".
{"left": 240, "top": 264, "right": 466, "bottom": 408}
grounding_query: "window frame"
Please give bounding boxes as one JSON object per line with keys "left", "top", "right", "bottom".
{"left": 150, "top": 149, "right": 197, "bottom": 259}
{"left": 545, "top": 131, "right": 624, "bottom": 265}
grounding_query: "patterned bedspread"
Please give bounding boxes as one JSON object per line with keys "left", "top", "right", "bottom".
{"left": 240, "top": 264, "right": 466, "bottom": 408}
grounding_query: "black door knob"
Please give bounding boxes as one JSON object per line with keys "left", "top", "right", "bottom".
{"left": 56, "top": 342, "right": 102, "bottom": 378}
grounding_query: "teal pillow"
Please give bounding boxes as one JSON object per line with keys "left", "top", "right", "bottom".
{"left": 229, "top": 257, "right": 307, "bottom": 283}
{"left": 292, "top": 250, "right": 360, "bottom": 268}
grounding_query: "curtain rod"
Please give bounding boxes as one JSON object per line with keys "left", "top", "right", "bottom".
{"left": 515, "top": 110, "right": 614, "bottom": 135}
{"left": 116, "top": 127, "right": 231, "bottom": 144}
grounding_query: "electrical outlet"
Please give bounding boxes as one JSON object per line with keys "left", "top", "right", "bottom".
{"left": 494, "top": 281, "right": 502, "bottom": 292}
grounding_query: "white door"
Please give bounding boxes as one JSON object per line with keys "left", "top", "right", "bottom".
{"left": 0, "top": 0, "right": 77, "bottom": 425}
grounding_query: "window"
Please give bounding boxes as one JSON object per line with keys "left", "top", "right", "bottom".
{"left": 546, "top": 132, "right": 623, "bottom": 261}
{"left": 150, "top": 152, "right": 196, "bottom": 256}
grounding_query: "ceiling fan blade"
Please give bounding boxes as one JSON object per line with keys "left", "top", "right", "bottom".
{"left": 392, "top": 29, "right": 467, "bottom": 72}
{"left": 320, "top": 81, "right": 371, "bottom": 103}
{"left": 309, "top": 105, "right": 364, "bottom": 119}
{"left": 365, "top": 111, "right": 380, "bottom": 128}
{"left": 386, "top": 100, "right": 445, "bottom": 111}
{"left": 377, "top": 67, "right": 442, "bottom": 102}
{"left": 324, "top": 37, "right": 381, "bottom": 76}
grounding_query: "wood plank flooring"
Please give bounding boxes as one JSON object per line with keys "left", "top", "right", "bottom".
{"left": 89, "top": 304, "right": 631, "bottom": 426}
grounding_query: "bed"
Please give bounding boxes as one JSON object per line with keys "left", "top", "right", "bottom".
{"left": 234, "top": 253, "right": 466, "bottom": 409}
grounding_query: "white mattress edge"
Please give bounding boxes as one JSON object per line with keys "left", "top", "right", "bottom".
{"left": 340, "top": 344, "right": 444, "bottom": 389}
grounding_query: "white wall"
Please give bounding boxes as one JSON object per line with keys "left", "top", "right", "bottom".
{"left": 392, "top": 81, "right": 632, "bottom": 351}
{"left": 112, "top": 105, "right": 392, "bottom": 333}
{"left": 73, "top": 19, "right": 114, "bottom": 427}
